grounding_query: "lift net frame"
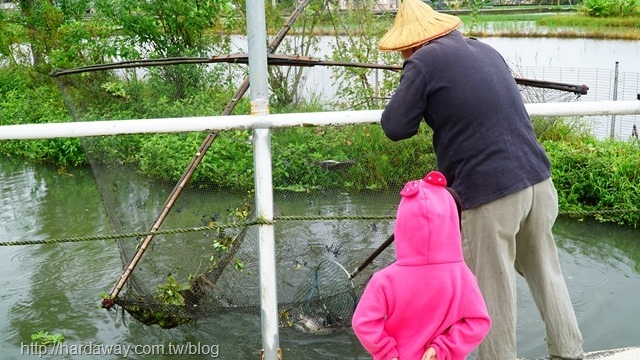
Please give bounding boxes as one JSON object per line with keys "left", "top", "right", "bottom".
{"left": 52, "top": 34, "right": 585, "bottom": 331}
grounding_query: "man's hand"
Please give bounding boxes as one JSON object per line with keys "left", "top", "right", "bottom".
{"left": 421, "top": 346, "right": 437, "bottom": 360}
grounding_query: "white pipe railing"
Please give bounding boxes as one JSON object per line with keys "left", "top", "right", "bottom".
{"left": 246, "top": 0, "right": 280, "bottom": 358}
{"left": 1, "top": 101, "right": 639, "bottom": 141}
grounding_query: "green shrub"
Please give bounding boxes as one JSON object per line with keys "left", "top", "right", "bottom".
{"left": 545, "top": 138, "right": 640, "bottom": 227}
{"left": 0, "top": 68, "right": 85, "bottom": 167}
{"left": 580, "top": 0, "right": 640, "bottom": 17}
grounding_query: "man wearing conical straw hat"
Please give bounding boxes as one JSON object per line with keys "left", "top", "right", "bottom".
{"left": 375, "top": 0, "right": 585, "bottom": 359}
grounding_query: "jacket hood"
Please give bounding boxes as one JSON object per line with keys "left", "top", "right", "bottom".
{"left": 394, "top": 171, "right": 463, "bottom": 265}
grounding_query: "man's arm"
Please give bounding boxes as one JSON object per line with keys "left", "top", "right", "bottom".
{"left": 380, "top": 59, "right": 429, "bottom": 141}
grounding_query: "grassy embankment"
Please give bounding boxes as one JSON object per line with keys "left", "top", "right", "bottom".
{"left": 304, "top": 7, "right": 640, "bottom": 40}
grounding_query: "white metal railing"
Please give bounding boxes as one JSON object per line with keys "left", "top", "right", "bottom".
{"left": 1, "top": 101, "right": 640, "bottom": 140}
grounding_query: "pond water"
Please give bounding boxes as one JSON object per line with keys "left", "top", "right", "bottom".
{"left": 479, "top": 37, "right": 640, "bottom": 74}
{"left": 1, "top": 155, "right": 640, "bottom": 359}
{"left": 229, "top": 32, "right": 640, "bottom": 74}
{"left": 230, "top": 34, "right": 640, "bottom": 139}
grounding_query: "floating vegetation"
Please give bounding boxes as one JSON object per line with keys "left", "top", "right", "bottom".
{"left": 115, "top": 296, "right": 196, "bottom": 329}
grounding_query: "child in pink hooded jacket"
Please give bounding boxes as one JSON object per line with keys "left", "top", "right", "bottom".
{"left": 352, "top": 171, "right": 491, "bottom": 360}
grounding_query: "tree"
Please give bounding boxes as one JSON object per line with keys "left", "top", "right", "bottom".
{"left": 91, "top": 0, "right": 237, "bottom": 97}
{"left": 0, "top": 0, "right": 94, "bottom": 72}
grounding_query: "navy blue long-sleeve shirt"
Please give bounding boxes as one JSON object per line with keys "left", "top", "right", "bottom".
{"left": 381, "top": 30, "right": 551, "bottom": 210}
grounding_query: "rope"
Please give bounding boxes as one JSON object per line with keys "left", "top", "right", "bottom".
{"left": 0, "top": 220, "right": 265, "bottom": 247}
{"left": 0, "top": 215, "right": 394, "bottom": 247}
{"left": 275, "top": 215, "right": 394, "bottom": 221}
{"left": 1, "top": 210, "right": 635, "bottom": 247}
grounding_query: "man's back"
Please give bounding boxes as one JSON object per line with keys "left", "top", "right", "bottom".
{"left": 381, "top": 30, "right": 551, "bottom": 209}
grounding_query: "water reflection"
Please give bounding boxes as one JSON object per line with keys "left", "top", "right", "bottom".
{"left": 1, "top": 158, "right": 639, "bottom": 359}
{"left": 480, "top": 37, "right": 640, "bottom": 74}
{"left": 555, "top": 218, "right": 640, "bottom": 273}
{"left": 553, "top": 218, "right": 640, "bottom": 354}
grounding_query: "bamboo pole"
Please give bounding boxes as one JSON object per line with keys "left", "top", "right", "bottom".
{"left": 52, "top": 53, "right": 589, "bottom": 96}
{"left": 101, "top": 0, "right": 312, "bottom": 309}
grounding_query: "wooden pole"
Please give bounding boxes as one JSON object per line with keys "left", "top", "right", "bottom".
{"left": 102, "top": 0, "right": 312, "bottom": 309}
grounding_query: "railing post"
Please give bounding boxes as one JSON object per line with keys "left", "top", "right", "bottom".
{"left": 246, "top": 1, "right": 280, "bottom": 359}
{"left": 610, "top": 61, "right": 619, "bottom": 139}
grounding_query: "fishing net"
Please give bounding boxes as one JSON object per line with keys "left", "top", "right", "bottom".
{"left": 68, "top": 120, "right": 400, "bottom": 331}
{"left": 508, "top": 60, "right": 589, "bottom": 104}
{"left": 54, "top": 57, "right": 401, "bottom": 332}
{"left": 516, "top": 77, "right": 588, "bottom": 103}
{"left": 50, "top": 4, "right": 588, "bottom": 332}
{"left": 281, "top": 259, "right": 356, "bottom": 335}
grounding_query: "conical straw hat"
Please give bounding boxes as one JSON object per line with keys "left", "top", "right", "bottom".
{"left": 378, "top": 0, "right": 462, "bottom": 51}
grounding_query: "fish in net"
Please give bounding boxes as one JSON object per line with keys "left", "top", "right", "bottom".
{"left": 280, "top": 259, "right": 357, "bottom": 335}
{"left": 279, "top": 232, "right": 396, "bottom": 334}
{"left": 105, "top": 213, "right": 393, "bottom": 331}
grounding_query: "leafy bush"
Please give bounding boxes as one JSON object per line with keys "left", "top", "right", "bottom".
{"left": 532, "top": 116, "right": 592, "bottom": 142}
{"left": 137, "top": 131, "right": 254, "bottom": 188}
{"left": 0, "top": 68, "right": 85, "bottom": 167}
{"left": 580, "top": 0, "right": 640, "bottom": 17}
{"left": 545, "top": 138, "right": 640, "bottom": 227}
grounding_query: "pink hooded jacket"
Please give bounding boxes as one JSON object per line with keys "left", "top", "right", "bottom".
{"left": 352, "top": 171, "right": 491, "bottom": 360}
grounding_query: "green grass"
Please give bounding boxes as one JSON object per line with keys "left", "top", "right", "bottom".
{"left": 537, "top": 13, "right": 640, "bottom": 27}
{"left": 296, "top": 8, "right": 640, "bottom": 40}
{"left": 464, "top": 12, "right": 640, "bottom": 39}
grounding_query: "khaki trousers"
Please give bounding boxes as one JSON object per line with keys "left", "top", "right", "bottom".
{"left": 461, "top": 178, "right": 584, "bottom": 360}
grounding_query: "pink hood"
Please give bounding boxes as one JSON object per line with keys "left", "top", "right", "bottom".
{"left": 352, "top": 171, "right": 490, "bottom": 360}
{"left": 394, "top": 171, "right": 462, "bottom": 266}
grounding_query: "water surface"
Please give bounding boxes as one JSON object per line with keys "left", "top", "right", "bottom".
{"left": 1, "top": 157, "right": 639, "bottom": 359}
